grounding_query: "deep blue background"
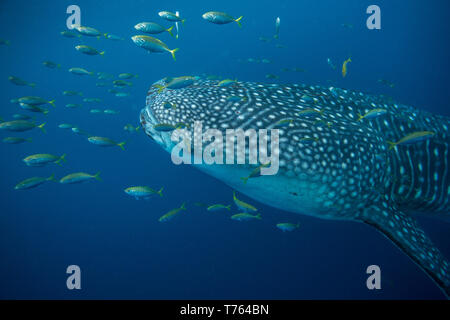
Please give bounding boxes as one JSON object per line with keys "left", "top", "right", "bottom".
{"left": 0, "top": 0, "right": 449, "bottom": 299}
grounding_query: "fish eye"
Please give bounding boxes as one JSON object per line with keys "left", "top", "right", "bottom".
{"left": 235, "top": 111, "right": 240, "bottom": 115}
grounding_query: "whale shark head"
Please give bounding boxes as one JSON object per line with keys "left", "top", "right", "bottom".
{"left": 140, "top": 77, "right": 388, "bottom": 219}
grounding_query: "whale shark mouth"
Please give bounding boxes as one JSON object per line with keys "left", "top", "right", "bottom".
{"left": 140, "top": 79, "right": 171, "bottom": 148}
{"left": 140, "top": 107, "right": 158, "bottom": 142}
{"left": 140, "top": 104, "right": 175, "bottom": 151}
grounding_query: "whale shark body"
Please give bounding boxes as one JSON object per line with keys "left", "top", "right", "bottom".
{"left": 141, "top": 78, "right": 450, "bottom": 297}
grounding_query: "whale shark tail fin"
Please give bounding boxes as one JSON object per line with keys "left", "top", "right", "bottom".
{"left": 358, "top": 202, "right": 450, "bottom": 298}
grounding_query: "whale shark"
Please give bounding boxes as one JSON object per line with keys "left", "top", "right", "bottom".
{"left": 140, "top": 78, "right": 450, "bottom": 297}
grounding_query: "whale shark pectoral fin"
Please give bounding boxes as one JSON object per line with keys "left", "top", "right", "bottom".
{"left": 358, "top": 204, "right": 450, "bottom": 298}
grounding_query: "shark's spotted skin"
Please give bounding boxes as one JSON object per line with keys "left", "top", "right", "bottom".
{"left": 141, "top": 78, "right": 450, "bottom": 297}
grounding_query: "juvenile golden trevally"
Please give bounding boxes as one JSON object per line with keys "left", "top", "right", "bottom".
{"left": 60, "top": 172, "right": 101, "bottom": 184}
{"left": 23, "top": 153, "right": 66, "bottom": 167}
{"left": 73, "top": 25, "right": 106, "bottom": 38}
{"left": 387, "top": 131, "right": 435, "bottom": 150}
{"left": 231, "top": 213, "right": 262, "bottom": 221}
{"left": 131, "top": 35, "right": 179, "bottom": 61}
{"left": 134, "top": 22, "right": 174, "bottom": 37}
{"left": 276, "top": 223, "right": 300, "bottom": 232}
{"left": 202, "top": 11, "right": 243, "bottom": 27}
{"left": 0, "top": 120, "right": 45, "bottom": 132}
{"left": 342, "top": 57, "right": 351, "bottom": 77}
{"left": 69, "top": 67, "right": 94, "bottom": 76}
{"left": 3, "top": 137, "right": 32, "bottom": 144}
{"left": 158, "top": 203, "right": 187, "bottom": 222}
{"left": 18, "top": 96, "right": 55, "bottom": 107}
{"left": 15, "top": 174, "right": 55, "bottom": 190}
{"left": 88, "top": 136, "right": 126, "bottom": 150}
{"left": 158, "top": 11, "right": 185, "bottom": 24}
{"left": 8, "top": 76, "right": 36, "bottom": 87}
{"left": 124, "top": 186, "right": 163, "bottom": 199}
{"left": 75, "top": 45, "right": 105, "bottom": 56}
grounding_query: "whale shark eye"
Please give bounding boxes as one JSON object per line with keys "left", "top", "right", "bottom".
{"left": 235, "top": 111, "right": 240, "bottom": 115}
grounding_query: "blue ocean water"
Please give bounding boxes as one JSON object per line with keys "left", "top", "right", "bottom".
{"left": 0, "top": 0, "right": 449, "bottom": 299}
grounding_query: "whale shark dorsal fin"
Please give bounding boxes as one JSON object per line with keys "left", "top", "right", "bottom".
{"left": 357, "top": 203, "right": 450, "bottom": 298}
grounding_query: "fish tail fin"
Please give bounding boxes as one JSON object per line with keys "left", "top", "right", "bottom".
{"left": 169, "top": 48, "right": 179, "bottom": 61}
{"left": 103, "top": 33, "right": 108, "bottom": 38}
{"left": 256, "top": 213, "right": 262, "bottom": 219}
{"left": 387, "top": 141, "right": 397, "bottom": 150}
{"left": 226, "top": 205, "right": 231, "bottom": 210}
{"left": 38, "top": 122, "right": 46, "bottom": 133}
{"left": 48, "top": 100, "right": 56, "bottom": 107}
{"left": 117, "top": 141, "right": 126, "bottom": 151}
{"left": 135, "top": 126, "right": 141, "bottom": 131}
{"left": 55, "top": 154, "right": 66, "bottom": 166}
{"left": 93, "top": 171, "right": 102, "bottom": 181}
{"left": 99, "top": 51, "right": 105, "bottom": 56}
{"left": 5, "top": 40, "right": 10, "bottom": 45}
{"left": 26, "top": 138, "right": 32, "bottom": 142}
{"left": 29, "top": 83, "right": 36, "bottom": 87}
{"left": 57, "top": 64, "right": 61, "bottom": 68}
{"left": 358, "top": 203, "right": 450, "bottom": 298}
{"left": 240, "top": 177, "right": 248, "bottom": 184}
{"left": 233, "top": 191, "right": 237, "bottom": 199}
{"left": 154, "top": 84, "right": 165, "bottom": 93}
{"left": 43, "top": 109, "right": 49, "bottom": 115}
{"left": 357, "top": 113, "right": 364, "bottom": 121}
{"left": 181, "top": 19, "right": 186, "bottom": 25}
{"left": 235, "top": 16, "right": 243, "bottom": 28}
{"left": 157, "top": 187, "right": 164, "bottom": 197}
{"left": 180, "top": 202, "right": 186, "bottom": 210}
{"left": 167, "top": 26, "right": 174, "bottom": 37}
{"left": 47, "top": 173, "right": 56, "bottom": 182}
